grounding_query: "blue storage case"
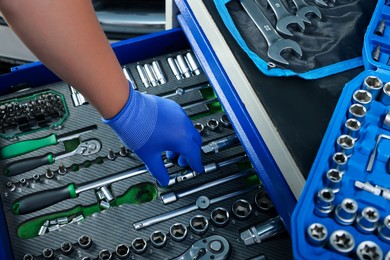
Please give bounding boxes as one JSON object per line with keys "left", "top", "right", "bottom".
{"left": 292, "top": 0, "right": 390, "bottom": 258}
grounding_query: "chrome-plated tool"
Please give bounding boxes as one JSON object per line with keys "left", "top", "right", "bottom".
{"left": 240, "top": 216, "right": 285, "bottom": 246}
{"left": 356, "top": 206, "right": 380, "bottom": 234}
{"left": 170, "top": 223, "right": 188, "bottom": 242}
{"left": 353, "top": 89, "right": 372, "bottom": 108}
{"left": 150, "top": 230, "right": 167, "bottom": 248}
{"left": 384, "top": 111, "right": 390, "bottom": 130}
{"left": 307, "top": 223, "right": 327, "bottom": 246}
{"left": 189, "top": 215, "right": 209, "bottom": 235}
{"left": 133, "top": 185, "right": 260, "bottom": 230}
{"left": 348, "top": 104, "right": 366, "bottom": 123}
{"left": 329, "top": 230, "right": 355, "bottom": 254}
{"left": 210, "top": 207, "right": 230, "bottom": 227}
{"left": 378, "top": 215, "right": 390, "bottom": 242}
{"left": 136, "top": 64, "right": 150, "bottom": 88}
{"left": 160, "top": 84, "right": 209, "bottom": 99}
{"left": 4, "top": 139, "right": 101, "bottom": 176}
{"left": 98, "top": 249, "right": 112, "bottom": 260}
{"left": 132, "top": 238, "right": 147, "bottom": 254}
{"left": 334, "top": 198, "right": 358, "bottom": 225}
{"left": 266, "top": 0, "right": 305, "bottom": 36}
{"left": 194, "top": 123, "right": 205, "bottom": 135}
{"left": 240, "top": 0, "right": 302, "bottom": 65}
{"left": 152, "top": 61, "right": 167, "bottom": 85}
{"left": 325, "top": 169, "right": 342, "bottom": 193}
{"left": 60, "top": 242, "right": 74, "bottom": 256}
{"left": 144, "top": 63, "right": 158, "bottom": 87}
{"left": 23, "top": 254, "right": 34, "bottom": 260}
{"left": 181, "top": 97, "right": 219, "bottom": 111}
{"left": 42, "top": 248, "right": 54, "bottom": 260}
{"left": 232, "top": 199, "right": 253, "bottom": 220}
{"left": 167, "top": 57, "right": 182, "bottom": 80}
{"left": 78, "top": 235, "right": 92, "bottom": 249}
{"left": 220, "top": 114, "right": 231, "bottom": 128}
{"left": 314, "top": 188, "right": 334, "bottom": 217}
{"left": 331, "top": 152, "right": 348, "bottom": 172}
{"left": 366, "top": 134, "right": 390, "bottom": 172}
{"left": 291, "top": 0, "right": 322, "bottom": 23}
{"left": 343, "top": 118, "right": 361, "bottom": 139}
{"left": 363, "top": 76, "right": 383, "bottom": 99}
{"left": 336, "top": 135, "right": 355, "bottom": 157}
{"left": 122, "top": 67, "right": 138, "bottom": 90}
{"left": 115, "top": 244, "right": 130, "bottom": 259}
{"left": 172, "top": 235, "right": 230, "bottom": 260}
{"left": 176, "top": 54, "right": 191, "bottom": 78}
{"left": 201, "top": 134, "right": 240, "bottom": 154}
{"left": 185, "top": 52, "right": 202, "bottom": 75}
{"left": 354, "top": 181, "right": 382, "bottom": 196}
{"left": 161, "top": 168, "right": 254, "bottom": 204}
{"left": 356, "top": 241, "right": 383, "bottom": 260}
{"left": 254, "top": 190, "right": 274, "bottom": 212}
{"left": 379, "top": 82, "right": 390, "bottom": 105}
{"left": 375, "top": 19, "right": 386, "bottom": 36}
{"left": 69, "top": 85, "right": 88, "bottom": 107}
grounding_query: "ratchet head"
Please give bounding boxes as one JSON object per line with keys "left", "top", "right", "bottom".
{"left": 268, "top": 39, "right": 303, "bottom": 65}
{"left": 77, "top": 139, "right": 102, "bottom": 155}
{"left": 296, "top": 6, "right": 322, "bottom": 24}
{"left": 276, "top": 17, "right": 306, "bottom": 36}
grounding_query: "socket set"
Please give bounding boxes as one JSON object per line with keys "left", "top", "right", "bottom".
{"left": 0, "top": 47, "right": 291, "bottom": 259}
{"left": 293, "top": 1, "right": 390, "bottom": 258}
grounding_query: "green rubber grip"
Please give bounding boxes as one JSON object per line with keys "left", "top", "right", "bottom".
{"left": 0, "top": 134, "right": 58, "bottom": 159}
{"left": 4, "top": 154, "right": 54, "bottom": 176}
{"left": 12, "top": 184, "right": 77, "bottom": 215}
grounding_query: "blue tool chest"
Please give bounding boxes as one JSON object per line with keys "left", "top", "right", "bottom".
{"left": 292, "top": 0, "right": 390, "bottom": 258}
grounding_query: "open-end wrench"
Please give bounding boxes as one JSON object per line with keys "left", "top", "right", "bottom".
{"left": 291, "top": 0, "right": 322, "bottom": 23}
{"left": 265, "top": 0, "right": 305, "bottom": 36}
{"left": 241, "top": 0, "right": 302, "bottom": 65}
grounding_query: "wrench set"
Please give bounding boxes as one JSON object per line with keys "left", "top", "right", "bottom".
{"left": 293, "top": 2, "right": 390, "bottom": 257}
{"left": 0, "top": 48, "right": 291, "bottom": 259}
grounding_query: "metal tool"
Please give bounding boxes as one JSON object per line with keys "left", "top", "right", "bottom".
{"left": 42, "top": 248, "right": 54, "bottom": 260}
{"left": 348, "top": 104, "right": 366, "bottom": 123}
{"left": 220, "top": 114, "right": 231, "bottom": 128}
{"left": 206, "top": 119, "right": 220, "bottom": 132}
{"left": 307, "top": 223, "right": 327, "bottom": 246}
{"left": 132, "top": 238, "right": 147, "bottom": 254}
{"left": 366, "top": 134, "right": 390, "bottom": 172}
{"left": 194, "top": 123, "right": 205, "bottom": 135}
{"left": 334, "top": 198, "right": 358, "bottom": 225}
{"left": 69, "top": 86, "right": 88, "bottom": 107}
{"left": 331, "top": 152, "right": 348, "bottom": 172}
{"left": 176, "top": 54, "right": 192, "bottom": 78}
{"left": 160, "top": 84, "right": 210, "bottom": 100}
{"left": 0, "top": 125, "right": 97, "bottom": 159}
{"left": 170, "top": 223, "right": 188, "bottom": 242}
{"left": 232, "top": 199, "right": 253, "bottom": 220}
{"left": 379, "top": 82, "right": 390, "bottom": 105}
{"left": 354, "top": 181, "right": 382, "bottom": 196}
{"left": 4, "top": 139, "right": 101, "bottom": 176}
{"left": 210, "top": 207, "right": 230, "bottom": 227}
{"left": 136, "top": 64, "right": 150, "bottom": 88}
{"left": 240, "top": 216, "right": 285, "bottom": 246}
{"left": 356, "top": 241, "right": 383, "bottom": 260}
{"left": 356, "top": 206, "right": 379, "bottom": 234}
{"left": 363, "top": 76, "right": 383, "bottom": 99}
{"left": 122, "top": 67, "right": 138, "bottom": 90}
{"left": 344, "top": 118, "right": 361, "bottom": 140}
{"left": 315, "top": 0, "right": 334, "bottom": 7}
{"left": 201, "top": 134, "right": 240, "bottom": 154}
{"left": 314, "top": 188, "right": 334, "bottom": 217}
{"left": 266, "top": 0, "right": 305, "bottom": 36}
{"left": 152, "top": 61, "right": 167, "bottom": 85}
{"left": 172, "top": 235, "right": 231, "bottom": 260}
{"left": 190, "top": 215, "right": 209, "bottom": 236}
{"left": 98, "top": 249, "right": 112, "bottom": 260}
{"left": 384, "top": 111, "right": 390, "bottom": 131}
{"left": 325, "top": 169, "right": 342, "bottom": 193}
{"left": 329, "top": 230, "right": 355, "bottom": 254}
{"left": 162, "top": 169, "right": 254, "bottom": 204}
{"left": 378, "top": 215, "right": 390, "bottom": 242}
{"left": 375, "top": 19, "right": 386, "bottom": 36}
{"left": 133, "top": 185, "right": 260, "bottom": 230}
{"left": 168, "top": 154, "right": 247, "bottom": 186}
{"left": 12, "top": 161, "right": 174, "bottom": 215}
{"left": 372, "top": 45, "right": 381, "bottom": 62}
{"left": 254, "top": 190, "right": 274, "bottom": 212}
{"left": 115, "top": 244, "right": 130, "bottom": 259}
{"left": 23, "top": 254, "right": 34, "bottom": 260}
{"left": 291, "top": 0, "right": 322, "bottom": 23}
{"left": 241, "top": 0, "right": 302, "bottom": 65}
{"left": 150, "top": 230, "right": 167, "bottom": 248}
{"left": 60, "top": 242, "right": 74, "bottom": 256}
{"left": 336, "top": 135, "right": 354, "bottom": 157}
{"left": 78, "top": 235, "right": 92, "bottom": 249}
{"left": 353, "top": 89, "right": 372, "bottom": 108}
{"left": 144, "top": 63, "right": 158, "bottom": 87}
{"left": 185, "top": 52, "right": 202, "bottom": 75}
{"left": 167, "top": 57, "right": 182, "bottom": 80}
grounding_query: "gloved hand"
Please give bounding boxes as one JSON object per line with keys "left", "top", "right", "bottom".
{"left": 103, "top": 84, "right": 204, "bottom": 186}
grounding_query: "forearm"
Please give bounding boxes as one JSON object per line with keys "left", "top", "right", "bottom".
{"left": 0, "top": 0, "right": 129, "bottom": 118}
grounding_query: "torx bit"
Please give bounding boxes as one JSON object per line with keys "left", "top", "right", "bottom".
{"left": 107, "top": 149, "right": 116, "bottom": 161}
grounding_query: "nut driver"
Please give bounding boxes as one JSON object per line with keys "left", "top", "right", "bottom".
{"left": 4, "top": 139, "right": 101, "bottom": 176}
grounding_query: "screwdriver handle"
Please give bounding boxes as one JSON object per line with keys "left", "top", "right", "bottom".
{"left": 12, "top": 184, "right": 77, "bottom": 215}
{"left": 4, "top": 154, "right": 55, "bottom": 176}
{"left": 0, "top": 134, "right": 58, "bottom": 159}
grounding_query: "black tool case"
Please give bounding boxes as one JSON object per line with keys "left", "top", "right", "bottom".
{"left": 0, "top": 0, "right": 379, "bottom": 259}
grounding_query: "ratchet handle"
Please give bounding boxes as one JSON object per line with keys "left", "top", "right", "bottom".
{"left": 4, "top": 154, "right": 54, "bottom": 176}
{"left": 0, "top": 134, "right": 58, "bottom": 159}
{"left": 12, "top": 184, "right": 77, "bottom": 215}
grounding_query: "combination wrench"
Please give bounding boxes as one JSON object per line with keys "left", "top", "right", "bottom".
{"left": 241, "top": 0, "right": 302, "bottom": 65}
{"left": 291, "top": 0, "right": 322, "bottom": 23}
{"left": 266, "top": 0, "right": 305, "bottom": 36}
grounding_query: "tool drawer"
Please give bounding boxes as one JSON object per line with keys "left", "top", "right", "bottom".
{"left": 0, "top": 27, "right": 292, "bottom": 259}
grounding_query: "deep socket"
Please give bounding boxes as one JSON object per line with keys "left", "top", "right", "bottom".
{"left": 336, "top": 135, "right": 355, "bottom": 157}
{"left": 356, "top": 241, "right": 383, "bottom": 260}
{"left": 170, "top": 223, "right": 188, "bottom": 242}
{"left": 348, "top": 104, "right": 367, "bottom": 123}
{"left": 210, "top": 207, "right": 230, "bottom": 227}
{"left": 100, "top": 186, "right": 114, "bottom": 202}
{"left": 378, "top": 215, "right": 390, "bottom": 242}
{"left": 314, "top": 188, "right": 335, "bottom": 217}
{"left": 379, "top": 82, "right": 390, "bottom": 105}
{"left": 372, "top": 45, "right": 381, "bottom": 62}
{"left": 143, "top": 63, "right": 158, "bottom": 87}
{"left": 115, "top": 244, "right": 130, "bottom": 259}
{"left": 152, "top": 61, "right": 167, "bottom": 84}
{"left": 132, "top": 238, "right": 148, "bottom": 254}
{"left": 189, "top": 215, "right": 209, "bottom": 235}
{"left": 176, "top": 54, "right": 191, "bottom": 78}
{"left": 334, "top": 198, "right": 358, "bottom": 225}
{"left": 331, "top": 152, "right": 348, "bottom": 172}
{"left": 383, "top": 111, "right": 390, "bottom": 130}
{"left": 329, "top": 230, "right": 355, "bottom": 254}
{"left": 232, "top": 199, "right": 252, "bottom": 220}
{"left": 136, "top": 65, "right": 150, "bottom": 88}
{"left": 306, "top": 223, "right": 328, "bottom": 246}
{"left": 353, "top": 89, "right": 372, "bottom": 108}
{"left": 98, "top": 249, "right": 112, "bottom": 260}
{"left": 185, "top": 52, "right": 202, "bottom": 75}
{"left": 167, "top": 57, "right": 182, "bottom": 80}
{"left": 356, "top": 206, "right": 380, "bottom": 233}
{"left": 363, "top": 76, "right": 383, "bottom": 99}
{"left": 343, "top": 118, "right": 361, "bottom": 139}
{"left": 325, "top": 169, "right": 342, "bottom": 193}
{"left": 150, "top": 230, "right": 167, "bottom": 248}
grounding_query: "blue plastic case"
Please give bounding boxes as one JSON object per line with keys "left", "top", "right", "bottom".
{"left": 292, "top": 0, "right": 390, "bottom": 258}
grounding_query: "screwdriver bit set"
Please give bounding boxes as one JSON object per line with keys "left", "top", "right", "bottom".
{"left": 293, "top": 1, "right": 390, "bottom": 258}
{"left": 0, "top": 44, "right": 291, "bottom": 259}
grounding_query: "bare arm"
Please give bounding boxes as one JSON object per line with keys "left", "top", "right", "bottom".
{"left": 0, "top": 0, "right": 128, "bottom": 119}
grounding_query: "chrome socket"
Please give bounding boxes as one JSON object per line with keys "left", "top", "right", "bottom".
{"left": 220, "top": 114, "right": 231, "bottom": 128}
{"left": 210, "top": 207, "right": 230, "bottom": 227}
{"left": 32, "top": 174, "right": 41, "bottom": 183}
{"left": 314, "top": 188, "right": 335, "bottom": 217}
{"left": 107, "top": 149, "right": 116, "bottom": 161}
{"left": 144, "top": 63, "right": 158, "bottom": 87}
{"left": 356, "top": 241, "right": 383, "bottom": 260}
{"left": 348, "top": 104, "right": 367, "bottom": 123}
{"left": 194, "top": 122, "right": 205, "bottom": 135}
{"left": 254, "top": 191, "right": 274, "bottom": 212}
{"left": 343, "top": 118, "right": 361, "bottom": 140}
{"left": 150, "top": 230, "right": 167, "bottom": 248}
{"left": 78, "top": 235, "right": 92, "bottom": 249}
{"left": 353, "top": 89, "right": 372, "bottom": 108}
{"left": 325, "top": 169, "right": 342, "bottom": 193}
{"left": 170, "top": 223, "right": 188, "bottom": 242}
{"left": 306, "top": 223, "right": 328, "bottom": 246}
{"left": 383, "top": 111, "right": 390, "bottom": 130}
{"left": 136, "top": 65, "right": 150, "bottom": 88}
{"left": 23, "top": 254, "right": 34, "bottom": 260}
{"left": 100, "top": 186, "right": 114, "bottom": 202}
{"left": 335, "top": 198, "right": 358, "bottom": 225}
{"left": 38, "top": 220, "right": 49, "bottom": 236}
{"left": 42, "top": 248, "right": 54, "bottom": 260}
{"left": 331, "top": 152, "right": 349, "bottom": 172}
{"left": 189, "top": 215, "right": 209, "bottom": 236}
{"left": 329, "top": 230, "right": 355, "bottom": 254}
{"left": 6, "top": 181, "right": 15, "bottom": 191}
{"left": 206, "top": 119, "right": 220, "bottom": 132}
{"left": 379, "top": 82, "right": 390, "bottom": 106}
{"left": 185, "top": 52, "right": 202, "bottom": 75}
{"left": 98, "top": 249, "right": 112, "bottom": 260}
{"left": 131, "top": 238, "right": 147, "bottom": 254}
{"left": 60, "top": 241, "right": 74, "bottom": 256}
{"left": 378, "top": 215, "right": 390, "bottom": 242}
{"left": 152, "top": 61, "right": 167, "bottom": 85}
{"left": 115, "top": 244, "right": 130, "bottom": 259}
{"left": 363, "top": 76, "right": 383, "bottom": 99}
{"left": 356, "top": 206, "right": 380, "bottom": 233}
{"left": 45, "top": 169, "right": 54, "bottom": 179}
{"left": 167, "top": 57, "right": 182, "bottom": 80}
{"left": 176, "top": 54, "right": 191, "bottom": 78}
{"left": 336, "top": 135, "right": 355, "bottom": 157}
{"left": 232, "top": 199, "right": 253, "bottom": 220}
{"left": 20, "top": 178, "right": 28, "bottom": 187}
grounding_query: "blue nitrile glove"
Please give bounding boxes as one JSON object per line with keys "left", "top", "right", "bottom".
{"left": 103, "top": 85, "right": 204, "bottom": 186}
